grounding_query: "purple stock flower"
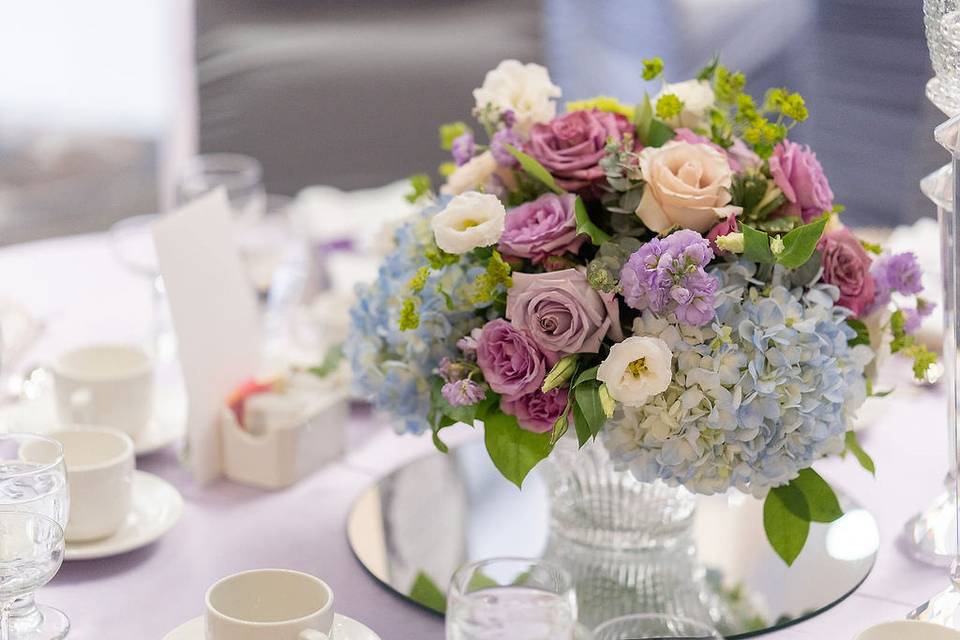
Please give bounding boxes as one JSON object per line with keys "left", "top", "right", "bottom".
{"left": 871, "top": 252, "right": 923, "bottom": 308}
{"left": 441, "top": 379, "right": 487, "bottom": 406}
{"left": 619, "top": 229, "right": 719, "bottom": 326}
{"left": 451, "top": 132, "right": 476, "bottom": 166}
{"left": 903, "top": 299, "right": 935, "bottom": 334}
{"left": 501, "top": 109, "right": 517, "bottom": 129}
{"left": 491, "top": 128, "right": 523, "bottom": 167}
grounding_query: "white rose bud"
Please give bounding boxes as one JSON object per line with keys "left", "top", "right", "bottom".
{"left": 441, "top": 151, "right": 499, "bottom": 196}
{"left": 597, "top": 336, "right": 673, "bottom": 407}
{"left": 431, "top": 191, "right": 506, "bottom": 254}
{"left": 473, "top": 59, "right": 562, "bottom": 136}
{"left": 655, "top": 79, "right": 715, "bottom": 130}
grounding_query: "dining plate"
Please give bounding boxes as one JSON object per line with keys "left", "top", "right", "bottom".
{"left": 162, "top": 614, "right": 381, "bottom": 640}
{"left": 65, "top": 470, "right": 183, "bottom": 560}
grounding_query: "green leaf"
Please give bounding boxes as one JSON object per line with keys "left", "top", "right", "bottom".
{"left": 846, "top": 318, "right": 871, "bottom": 348}
{"left": 741, "top": 224, "right": 775, "bottom": 264}
{"left": 409, "top": 571, "right": 446, "bottom": 613}
{"left": 504, "top": 144, "right": 564, "bottom": 195}
{"left": 484, "top": 411, "right": 553, "bottom": 488}
{"left": 574, "top": 382, "right": 606, "bottom": 438}
{"left": 845, "top": 431, "right": 876, "bottom": 476}
{"left": 572, "top": 401, "right": 592, "bottom": 448}
{"left": 776, "top": 215, "right": 828, "bottom": 269}
{"left": 574, "top": 198, "right": 611, "bottom": 246}
{"left": 634, "top": 93, "right": 653, "bottom": 140}
{"left": 764, "top": 484, "right": 810, "bottom": 566}
{"left": 307, "top": 344, "right": 344, "bottom": 378}
{"left": 697, "top": 53, "right": 721, "bottom": 81}
{"left": 791, "top": 469, "right": 843, "bottom": 523}
{"left": 645, "top": 120, "right": 676, "bottom": 147}
{"left": 574, "top": 365, "right": 600, "bottom": 387}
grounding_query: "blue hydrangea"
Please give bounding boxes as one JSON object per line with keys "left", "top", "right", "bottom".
{"left": 346, "top": 203, "right": 487, "bottom": 433}
{"left": 603, "top": 260, "right": 873, "bottom": 497}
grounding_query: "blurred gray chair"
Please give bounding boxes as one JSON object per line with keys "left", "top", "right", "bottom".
{"left": 196, "top": 0, "right": 543, "bottom": 194}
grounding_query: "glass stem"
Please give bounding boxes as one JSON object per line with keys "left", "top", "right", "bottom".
{"left": 952, "top": 150, "right": 960, "bottom": 582}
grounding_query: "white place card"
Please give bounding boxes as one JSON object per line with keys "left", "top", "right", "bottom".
{"left": 153, "top": 189, "right": 261, "bottom": 483}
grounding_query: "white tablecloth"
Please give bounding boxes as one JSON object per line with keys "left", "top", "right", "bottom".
{"left": 0, "top": 233, "right": 952, "bottom": 639}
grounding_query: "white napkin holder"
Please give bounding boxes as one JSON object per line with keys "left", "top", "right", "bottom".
{"left": 219, "top": 391, "right": 348, "bottom": 489}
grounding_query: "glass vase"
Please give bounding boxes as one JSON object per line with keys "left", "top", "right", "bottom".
{"left": 541, "top": 433, "right": 696, "bottom": 551}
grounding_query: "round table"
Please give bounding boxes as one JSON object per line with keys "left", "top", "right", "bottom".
{"left": 0, "top": 233, "right": 951, "bottom": 639}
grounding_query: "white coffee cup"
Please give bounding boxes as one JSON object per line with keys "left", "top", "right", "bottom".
{"left": 205, "top": 569, "right": 335, "bottom": 640}
{"left": 52, "top": 344, "right": 154, "bottom": 439}
{"left": 52, "top": 427, "right": 134, "bottom": 542}
{"left": 855, "top": 621, "right": 960, "bottom": 639}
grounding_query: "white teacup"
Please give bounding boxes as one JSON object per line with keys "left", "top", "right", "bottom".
{"left": 205, "top": 569, "right": 335, "bottom": 640}
{"left": 52, "top": 344, "right": 154, "bottom": 439}
{"left": 856, "top": 621, "right": 960, "bottom": 639}
{"left": 52, "top": 427, "right": 134, "bottom": 542}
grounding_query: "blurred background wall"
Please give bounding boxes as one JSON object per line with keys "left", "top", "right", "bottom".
{"left": 0, "top": 0, "right": 947, "bottom": 244}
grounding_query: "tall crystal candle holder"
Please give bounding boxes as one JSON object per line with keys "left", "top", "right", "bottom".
{"left": 905, "top": 0, "right": 960, "bottom": 568}
{"left": 909, "top": 113, "right": 960, "bottom": 626}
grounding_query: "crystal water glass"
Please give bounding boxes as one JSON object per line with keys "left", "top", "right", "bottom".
{"left": 0, "top": 512, "right": 66, "bottom": 640}
{"left": 175, "top": 153, "right": 266, "bottom": 226}
{"left": 0, "top": 435, "right": 69, "bottom": 640}
{"left": 592, "top": 614, "right": 722, "bottom": 640}
{"left": 446, "top": 557, "right": 578, "bottom": 640}
{"left": 925, "top": 0, "right": 960, "bottom": 115}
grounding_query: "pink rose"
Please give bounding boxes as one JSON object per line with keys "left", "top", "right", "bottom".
{"left": 506, "top": 269, "right": 623, "bottom": 356}
{"left": 672, "top": 129, "right": 759, "bottom": 172}
{"left": 500, "top": 387, "right": 568, "bottom": 433}
{"left": 818, "top": 227, "right": 876, "bottom": 317}
{"left": 706, "top": 212, "right": 738, "bottom": 255}
{"left": 769, "top": 140, "right": 834, "bottom": 222}
{"left": 476, "top": 319, "right": 552, "bottom": 398}
{"left": 499, "top": 193, "right": 586, "bottom": 263}
{"left": 527, "top": 109, "right": 633, "bottom": 192}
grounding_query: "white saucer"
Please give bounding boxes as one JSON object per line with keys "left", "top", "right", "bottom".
{"left": 0, "top": 389, "right": 185, "bottom": 456}
{"left": 65, "top": 470, "right": 183, "bottom": 560}
{"left": 163, "top": 614, "right": 381, "bottom": 640}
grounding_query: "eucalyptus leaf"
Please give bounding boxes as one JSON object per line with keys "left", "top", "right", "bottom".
{"left": 484, "top": 411, "right": 553, "bottom": 488}
{"left": 763, "top": 484, "right": 810, "bottom": 566}
{"left": 504, "top": 144, "right": 564, "bottom": 195}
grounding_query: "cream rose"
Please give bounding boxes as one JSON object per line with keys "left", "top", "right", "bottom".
{"left": 635, "top": 141, "right": 741, "bottom": 234}
{"left": 655, "top": 79, "right": 715, "bottom": 130}
{"left": 597, "top": 336, "right": 673, "bottom": 408}
{"left": 473, "top": 60, "right": 561, "bottom": 136}
{"left": 431, "top": 191, "right": 506, "bottom": 254}
{"left": 441, "top": 151, "right": 499, "bottom": 196}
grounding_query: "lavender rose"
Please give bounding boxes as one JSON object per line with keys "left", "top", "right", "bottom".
{"left": 818, "top": 227, "right": 876, "bottom": 317}
{"left": 527, "top": 109, "right": 633, "bottom": 191}
{"left": 506, "top": 269, "right": 623, "bottom": 356}
{"left": 476, "top": 319, "right": 551, "bottom": 398}
{"left": 499, "top": 193, "right": 586, "bottom": 263}
{"left": 769, "top": 140, "right": 834, "bottom": 222}
{"left": 500, "top": 387, "right": 568, "bottom": 433}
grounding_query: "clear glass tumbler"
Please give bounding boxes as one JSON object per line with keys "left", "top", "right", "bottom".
{"left": 446, "top": 557, "right": 578, "bottom": 640}
{"left": 592, "top": 613, "right": 722, "bottom": 640}
{"left": 0, "top": 435, "right": 70, "bottom": 640}
{"left": 0, "top": 512, "right": 67, "bottom": 640}
{"left": 174, "top": 153, "right": 266, "bottom": 226}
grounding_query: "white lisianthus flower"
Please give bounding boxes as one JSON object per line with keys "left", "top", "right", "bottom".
{"left": 431, "top": 191, "right": 506, "bottom": 254}
{"left": 655, "top": 79, "right": 715, "bottom": 129}
{"left": 473, "top": 60, "right": 562, "bottom": 136}
{"left": 597, "top": 336, "right": 673, "bottom": 407}
{"left": 441, "top": 151, "right": 498, "bottom": 196}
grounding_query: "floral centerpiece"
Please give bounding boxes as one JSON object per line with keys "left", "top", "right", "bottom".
{"left": 347, "top": 56, "right": 935, "bottom": 565}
